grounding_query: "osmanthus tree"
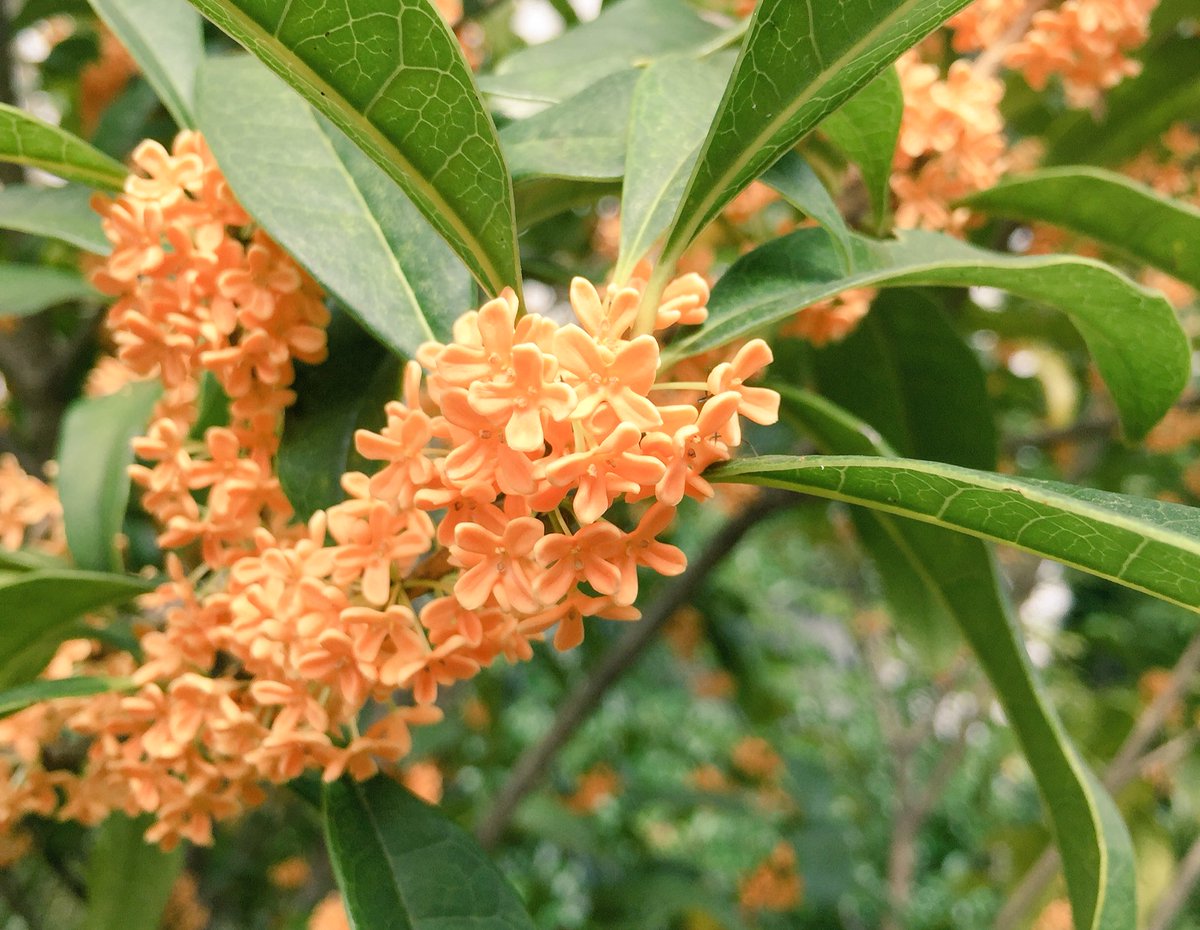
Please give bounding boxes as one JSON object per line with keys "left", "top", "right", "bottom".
{"left": 0, "top": 0, "right": 1197, "bottom": 928}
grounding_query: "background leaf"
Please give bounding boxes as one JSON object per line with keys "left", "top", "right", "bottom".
{"left": 963, "top": 166, "right": 1200, "bottom": 290}
{"left": 0, "top": 570, "right": 151, "bottom": 689}
{"left": 501, "top": 69, "right": 638, "bottom": 184}
{"left": 0, "top": 184, "right": 110, "bottom": 253}
{"left": 773, "top": 392, "right": 1136, "bottom": 930}
{"left": 198, "top": 55, "right": 472, "bottom": 357}
{"left": 479, "top": 0, "right": 718, "bottom": 106}
{"left": 653, "top": 0, "right": 974, "bottom": 277}
{"left": 670, "top": 226, "right": 1190, "bottom": 440}
{"left": 820, "top": 66, "right": 903, "bottom": 231}
{"left": 86, "top": 0, "right": 203, "bottom": 129}
{"left": 85, "top": 814, "right": 183, "bottom": 930}
{"left": 58, "top": 381, "right": 161, "bottom": 573}
{"left": 185, "top": 0, "right": 520, "bottom": 296}
{"left": 713, "top": 455, "right": 1200, "bottom": 615}
{"left": 0, "top": 676, "right": 133, "bottom": 719}
{"left": 0, "top": 104, "right": 127, "bottom": 189}
{"left": 324, "top": 776, "right": 536, "bottom": 930}
{"left": 762, "top": 151, "right": 853, "bottom": 272}
{"left": 615, "top": 54, "right": 732, "bottom": 281}
{"left": 0, "top": 263, "right": 98, "bottom": 316}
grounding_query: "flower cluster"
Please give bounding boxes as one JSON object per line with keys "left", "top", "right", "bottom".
{"left": 0, "top": 132, "right": 778, "bottom": 850}
{"left": 891, "top": 51, "right": 1009, "bottom": 231}
{"left": 0, "top": 454, "right": 63, "bottom": 554}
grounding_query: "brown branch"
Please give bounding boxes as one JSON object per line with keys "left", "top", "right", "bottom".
{"left": 995, "top": 631, "right": 1200, "bottom": 930}
{"left": 474, "top": 488, "right": 801, "bottom": 849}
{"left": 1148, "top": 831, "right": 1200, "bottom": 930}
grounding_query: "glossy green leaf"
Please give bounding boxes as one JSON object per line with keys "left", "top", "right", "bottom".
{"left": 820, "top": 66, "right": 903, "bottom": 231}
{"left": 324, "top": 775, "right": 536, "bottom": 930}
{"left": 85, "top": 814, "right": 183, "bottom": 930}
{"left": 87, "top": 0, "right": 203, "bottom": 128}
{"left": 0, "top": 547, "right": 63, "bottom": 572}
{"left": 513, "top": 177, "right": 619, "bottom": 231}
{"left": 963, "top": 167, "right": 1200, "bottom": 290}
{"left": 0, "top": 570, "right": 151, "bottom": 688}
{"left": 502, "top": 69, "right": 639, "bottom": 183}
{"left": 615, "top": 55, "right": 732, "bottom": 282}
{"left": 0, "top": 184, "right": 110, "bottom": 253}
{"left": 653, "top": 0, "right": 974, "bottom": 279}
{"left": 58, "top": 381, "right": 161, "bottom": 573}
{"left": 0, "top": 104, "right": 127, "bottom": 189}
{"left": 772, "top": 396, "right": 1135, "bottom": 930}
{"left": 669, "top": 227, "right": 1189, "bottom": 440}
{"left": 714, "top": 455, "right": 1200, "bottom": 616}
{"left": 480, "top": 0, "right": 718, "bottom": 105}
{"left": 762, "top": 151, "right": 852, "bottom": 272}
{"left": 279, "top": 312, "right": 398, "bottom": 519}
{"left": 186, "top": 0, "right": 520, "bottom": 298}
{"left": 0, "top": 262, "right": 98, "bottom": 317}
{"left": 198, "top": 55, "right": 472, "bottom": 356}
{"left": 0, "top": 676, "right": 134, "bottom": 719}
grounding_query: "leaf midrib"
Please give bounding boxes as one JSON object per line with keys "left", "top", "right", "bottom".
{"left": 189, "top": 0, "right": 511, "bottom": 295}
{"left": 666, "top": 0, "right": 933, "bottom": 259}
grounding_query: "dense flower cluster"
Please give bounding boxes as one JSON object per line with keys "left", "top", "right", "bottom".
{"left": 0, "top": 454, "right": 63, "bottom": 554}
{"left": 0, "top": 132, "right": 778, "bottom": 850}
{"left": 951, "top": 0, "right": 1159, "bottom": 107}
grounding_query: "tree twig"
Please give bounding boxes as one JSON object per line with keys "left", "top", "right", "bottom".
{"left": 1147, "top": 831, "right": 1200, "bottom": 930}
{"left": 995, "top": 631, "right": 1200, "bottom": 930}
{"left": 474, "top": 487, "right": 800, "bottom": 849}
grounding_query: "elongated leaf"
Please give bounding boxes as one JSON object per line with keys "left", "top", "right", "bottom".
{"left": 0, "top": 676, "right": 133, "bottom": 719}
{"left": 963, "top": 167, "right": 1200, "bottom": 291}
{"left": 669, "top": 227, "right": 1189, "bottom": 440}
{"left": 86, "top": 814, "right": 183, "bottom": 930}
{"left": 0, "top": 263, "right": 98, "bottom": 317}
{"left": 87, "top": 0, "right": 203, "bottom": 128}
{"left": 654, "top": 0, "right": 973, "bottom": 276}
{"left": 324, "top": 776, "right": 536, "bottom": 930}
{"left": 762, "top": 151, "right": 852, "bottom": 272}
{"left": 0, "top": 547, "right": 63, "bottom": 571}
{"left": 58, "top": 381, "right": 161, "bottom": 573}
{"left": 714, "top": 455, "right": 1200, "bottom": 615}
{"left": 513, "top": 177, "right": 619, "bottom": 230}
{"left": 820, "top": 66, "right": 903, "bottom": 231}
{"left": 279, "top": 312, "right": 397, "bottom": 518}
{"left": 186, "top": 0, "right": 520, "bottom": 297}
{"left": 480, "top": 0, "right": 718, "bottom": 105}
{"left": 0, "top": 570, "right": 150, "bottom": 688}
{"left": 773, "top": 395, "right": 1135, "bottom": 930}
{"left": 0, "top": 184, "right": 110, "bottom": 253}
{"left": 501, "top": 69, "right": 639, "bottom": 183}
{"left": 615, "top": 54, "right": 733, "bottom": 283}
{"left": 198, "top": 56, "right": 471, "bottom": 356}
{"left": 0, "top": 104, "right": 127, "bottom": 189}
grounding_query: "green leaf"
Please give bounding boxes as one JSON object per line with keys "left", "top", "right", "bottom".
{"left": 0, "top": 547, "right": 64, "bottom": 572}
{"left": 762, "top": 151, "right": 853, "bottom": 272}
{"left": 653, "top": 0, "right": 974, "bottom": 278}
{"left": 479, "top": 0, "right": 719, "bottom": 105}
{"left": 669, "top": 227, "right": 1189, "bottom": 440}
{"left": 324, "top": 775, "right": 536, "bottom": 930}
{"left": 0, "top": 570, "right": 151, "bottom": 689}
{"left": 615, "top": 54, "right": 732, "bottom": 282}
{"left": 59, "top": 381, "right": 161, "bottom": 573}
{"left": 185, "top": 0, "right": 520, "bottom": 298}
{"left": 820, "top": 66, "right": 903, "bottom": 232}
{"left": 0, "top": 184, "right": 110, "bottom": 253}
{"left": 87, "top": 0, "right": 203, "bottom": 128}
{"left": 769, "top": 398, "right": 1136, "bottom": 930}
{"left": 713, "top": 455, "right": 1200, "bottom": 616}
{"left": 0, "top": 104, "right": 128, "bottom": 189}
{"left": 279, "top": 313, "right": 398, "bottom": 519}
{"left": 513, "top": 177, "right": 619, "bottom": 231}
{"left": 501, "top": 69, "right": 639, "bottom": 183}
{"left": 0, "top": 676, "right": 134, "bottom": 719}
{"left": 13, "top": 0, "right": 93, "bottom": 30}
{"left": 197, "top": 55, "right": 472, "bottom": 356}
{"left": 85, "top": 814, "right": 183, "bottom": 930}
{"left": 962, "top": 167, "right": 1200, "bottom": 291}
{"left": 0, "top": 263, "right": 98, "bottom": 317}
